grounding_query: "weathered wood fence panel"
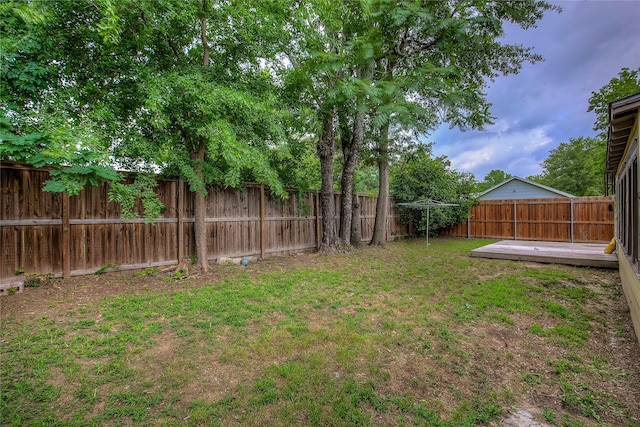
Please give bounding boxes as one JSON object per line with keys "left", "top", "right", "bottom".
{"left": 441, "top": 197, "right": 615, "bottom": 243}
{"left": 1, "top": 163, "right": 410, "bottom": 286}
{"left": 359, "top": 195, "right": 376, "bottom": 241}
{"left": 1, "top": 165, "right": 64, "bottom": 278}
{"left": 67, "top": 179, "right": 184, "bottom": 276}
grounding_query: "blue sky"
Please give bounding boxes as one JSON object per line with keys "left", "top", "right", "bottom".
{"left": 430, "top": 0, "right": 640, "bottom": 181}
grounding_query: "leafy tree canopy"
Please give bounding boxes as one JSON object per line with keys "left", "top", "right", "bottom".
{"left": 353, "top": 0, "right": 559, "bottom": 245}
{"left": 476, "top": 169, "right": 513, "bottom": 192}
{"left": 1, "top": 0, "right": 558, "bottom": 245}
{"left": 0, "top": 0, "right": 297, "bottom": 219}
{"left": 588, "top": 67, "right": 640, "bottom": 135}
{"left": 527, "top": 136, "right": 605, "bottom": 196}
{"left": 390, "top": 143, "right": 477, "bottom": 235}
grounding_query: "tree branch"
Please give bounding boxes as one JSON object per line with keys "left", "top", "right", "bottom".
{"left": 199, "top": 0, "right": 210, "bottom": 67}
{"left": 133, "top": 1, "right": 181, "bottom": 61}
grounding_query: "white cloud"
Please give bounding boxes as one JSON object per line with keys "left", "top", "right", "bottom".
{"left": 432, "top": 122, "right": 553, "bottom": 179}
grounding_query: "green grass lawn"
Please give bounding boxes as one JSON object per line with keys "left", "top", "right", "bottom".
{"left": 2, "top": 238, "right": 639, "bottom": 426}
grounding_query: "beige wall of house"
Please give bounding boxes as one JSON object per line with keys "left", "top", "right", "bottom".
{"left": 615, "top": 108, "right": 639, "bottom": 345}
{"left": 619, "top": 250, "right": 640, "bottom": 344}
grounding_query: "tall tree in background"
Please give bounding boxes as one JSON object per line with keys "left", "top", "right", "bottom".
{"left": 282, "top": 1, "right": 344, "bottom": 251}
{"left": 477, "top": 170, "right": 513, "bottom": 192}
{"left": 136, "top": 0, "right": 291, "bottom": 271}
{"left": 283, "top": 0, "right": 378, "bottom": 250}
{"left": 588, "top": 67, "right": 640, "bottom": 193}
{"left": 283, "top": 0, "right": 558, "bottom": 249}
{"left": 528, "top": 137, "right": 604, "bottom": 196}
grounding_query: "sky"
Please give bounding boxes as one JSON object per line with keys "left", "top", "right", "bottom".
{"left": 430, "top": 0, "right": 640, "bottom": 181}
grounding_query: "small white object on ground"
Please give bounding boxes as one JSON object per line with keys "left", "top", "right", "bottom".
{"left": 502, "top": 409, "right": 551, "bottom": 427}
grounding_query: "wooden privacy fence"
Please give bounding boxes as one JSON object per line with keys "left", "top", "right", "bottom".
{"left": 441, "top": 197, "right": 615, "bottom": 243}
{"left": 1, "top": 162, "right": 410, "bottom": 287}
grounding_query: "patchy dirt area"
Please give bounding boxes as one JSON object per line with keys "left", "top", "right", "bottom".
{"left": 1, "top": 250, "right": 356, "bottom": 320}
{"left": 1, "top": 252, "right": 320, "bottom": 319}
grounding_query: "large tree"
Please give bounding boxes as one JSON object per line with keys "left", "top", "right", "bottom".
{"left": 362, "top": 0, "right": 558, "bottom": 246}
{"left": 391, "top": 143, "right": 476, "bottom": 235}
{"left": 528, "top": 136, "right": 605, "bottom": 196}
{"left": 282, "top": 0, "right": 377, "bottom": 250}
{"left": 1, "top": 0, "right": 292, "bottom": 271}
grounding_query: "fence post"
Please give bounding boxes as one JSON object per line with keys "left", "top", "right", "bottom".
{"left": 177, "top": 179, "right": 184, "bottom": 262}
{"left": 315, "top": 192, "right": 321, "bottom": 249}
{"left": 570, "top": 198, "right": 574, "bottom": 243}
{"left": 467, "top": 216, "right": 470, "bottom": 239}
{"left": 260, "top": 185, "right": 266, "bottom": 259}
{"left": 385, "top": 197, "right": 390, "bottom": 242}
{"left": 513, "top": 200, "right": 517, "bottom": 240}
{"left": 62, "top": 192, "right": 71, "bottom": 279}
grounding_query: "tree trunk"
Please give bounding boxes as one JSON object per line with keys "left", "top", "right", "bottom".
{"left": 339, "top": 109, "right": 364, "bottom": 244}
{"left": 350, "top": 190, "right": 362, "bottom": 247}
{"left": 193, "top": 140, "right": 209, "bottom": 272}
{"left": 370, "top": 122, "right": 389, "bottom": 247}
{"left": 199, "top": 0, "right": 210, "bottom": 67}
{"left": 317, "top": 113, "right": 337, "bottom": 250}
{"left": 193, "top": 188, "right": 208, "bottom": 271}
{"left": 193, "top": 5, "right": 210, "bottom": 272}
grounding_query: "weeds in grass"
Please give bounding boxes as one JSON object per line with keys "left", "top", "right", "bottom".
{"left": 23, "top": 272, "right": 55, "bottom": 288}
{"left": 95, "top": 264, "right": 119, "bottom": 275}
{"left": 542, "top": 408, "right": 556, "bottom": 423}
{"left": 560, "top": 380, "right": 603, "bottom": 421}
{"left": 133, "top": 267, "right": 158, "bottom": 278}
{"left": 522, "top": 372, "right": 542, "bottom": 385}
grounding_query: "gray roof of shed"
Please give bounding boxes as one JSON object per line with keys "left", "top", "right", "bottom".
{"left": 476, "top": 176, "right": 575, "bottom": 198}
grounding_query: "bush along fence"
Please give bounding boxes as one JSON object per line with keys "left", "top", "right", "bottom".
{"left": 0, "top": 162, "right": 411, "bottom": 290}
{"left": 441, "top": 197, "right": 615, "bottom": 243}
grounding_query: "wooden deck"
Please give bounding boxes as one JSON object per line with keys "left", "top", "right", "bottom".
{"left": 470, "top": 240, "right": 618, "bottom": 269}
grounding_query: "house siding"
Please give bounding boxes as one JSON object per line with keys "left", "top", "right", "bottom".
{"left": 619, "top": 253, "right": 640, "bottom": 345}
{"left": 480, "top": 180, "right": 568, "bottom": 200}
{"left": 612, "top": 103, "right": 640, "bottom": 346}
